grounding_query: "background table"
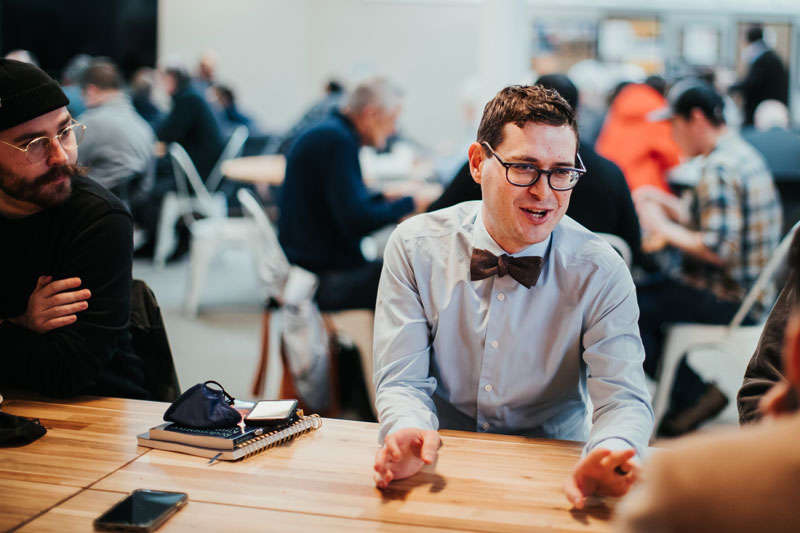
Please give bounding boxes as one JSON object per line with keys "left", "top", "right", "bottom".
{"left": 221, "top": 155, "right": 286, "bottom": 186}
{"left": 1, "top": 397, "right": 615, "bottom": 532}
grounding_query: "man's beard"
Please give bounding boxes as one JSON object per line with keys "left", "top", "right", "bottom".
{"left": 0, "top": 164, "right": 86, "bottom": 208}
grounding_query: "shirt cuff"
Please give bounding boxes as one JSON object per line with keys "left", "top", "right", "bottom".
{"left": 378, "top": 414, "right": 438, "bottom": 444}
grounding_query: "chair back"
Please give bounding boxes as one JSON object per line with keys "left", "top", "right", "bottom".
{"left": 730, "top": 219, "right": 800, "bottom": 328}
{"left": 168, "top": 142, "right": 215, "bottom": 201}
{"left": 596, "top": 232, "right": 633, "bottom": 268}
{"left": 207, "top": 125, "right": 250, "bottom": 192}
{"left": 130, "top": 279, "right": 180, "bottom": 402}
{"left": 237, "top": 188, "right": 291, "bottom": 298}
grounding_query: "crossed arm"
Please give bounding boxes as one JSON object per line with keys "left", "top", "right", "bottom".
{"left": 0, "top": 211, "right": 133, "bottom": 397}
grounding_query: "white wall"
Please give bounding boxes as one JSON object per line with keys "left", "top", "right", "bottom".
{"left": 158, "top": 0, "right": 314, "bottom": 132}
{"left": 159, "top": 0, "right": 485, "bottom": 153}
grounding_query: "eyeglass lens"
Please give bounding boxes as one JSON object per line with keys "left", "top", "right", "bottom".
{"left": 24, "top": 124, "right": 85, "bottom": 162}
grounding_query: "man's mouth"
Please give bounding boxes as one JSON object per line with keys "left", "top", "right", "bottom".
{"left": 520, "top": 206, "right": 551, "bottom": 220}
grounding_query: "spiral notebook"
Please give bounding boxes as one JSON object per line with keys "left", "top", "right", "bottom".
{"left": 137, "top": 414, "right": 322, "bottom": 461}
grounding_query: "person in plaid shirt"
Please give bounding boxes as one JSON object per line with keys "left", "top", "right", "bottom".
{"left": 638, "top": 80, "right": 782, "bottom": 437}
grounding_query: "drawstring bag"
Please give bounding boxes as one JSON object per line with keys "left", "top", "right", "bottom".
{"left": 163, "top": 380, "right": 241, "bottom": 428}
{"left": 0, "top": 412, "right": 46, "bottom": 447}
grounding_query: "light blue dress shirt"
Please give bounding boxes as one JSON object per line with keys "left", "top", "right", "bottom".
{"left": 373, "top": 201, "right": 654, "bottom": 455}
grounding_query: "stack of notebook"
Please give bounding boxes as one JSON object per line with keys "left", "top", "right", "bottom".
{"left": 137, "top": 411, "right": 322, "bottom": 462}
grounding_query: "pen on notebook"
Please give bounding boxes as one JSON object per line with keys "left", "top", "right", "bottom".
{"left": 208, "top": 452, "right": 222, "bottom": 465}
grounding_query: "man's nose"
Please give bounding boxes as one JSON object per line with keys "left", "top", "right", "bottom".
{"left": 46, "top": 137, "right": 69, "bottom": 166}
{"left": 527, "top": 173, "right": 552, "bottom": 199}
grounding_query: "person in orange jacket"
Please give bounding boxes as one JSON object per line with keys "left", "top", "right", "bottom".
{"left": 596, "top": 81, "right": 681, "bottom": 194}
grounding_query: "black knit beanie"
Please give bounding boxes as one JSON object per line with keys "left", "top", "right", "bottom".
{"left": 0, "top": 59, "right": 69, "bottom": 131}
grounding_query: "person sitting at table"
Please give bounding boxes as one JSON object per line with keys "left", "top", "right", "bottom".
{"left": 0, "top": 59, "right": 147, "bottom": 399}
{"left": 616, "top": 229, "right": 800, "bottom": 532}
{"left": 372, "top": 85, "right": 654, "bottom": 509}
{"left": 278, "top": 76, "right": 427, "bottom": 311}
{"left": 639, "top": 80, "right": 782, "bottom": 437}
{"left": 157, "top": 64, "right": 224, "bottom": 182}
{"left": 78, "top": 58, "right": 155, "bottom": 195}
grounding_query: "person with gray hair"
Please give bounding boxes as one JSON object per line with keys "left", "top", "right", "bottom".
{"left": 744, "top": 99, "right": 800, "bottom": 183}
{"left": 743, "top": 99, "right": 800, "bottom": 233}
{"left": 278, "top": 76, "right": 428, "bottom": 311}
{"left": 77, "top": 58, "right": 155, "bottom": 193}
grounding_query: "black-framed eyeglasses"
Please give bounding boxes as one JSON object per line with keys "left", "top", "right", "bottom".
{"left": 482, "top": 141, "right": 586, "bottom": 191}
{"left": 0, "top": 121, "right": 86, "bottom": 164}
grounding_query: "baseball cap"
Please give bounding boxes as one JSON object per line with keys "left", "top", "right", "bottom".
{"left": 648, "top": 78, "right": 725, "bottom": 123}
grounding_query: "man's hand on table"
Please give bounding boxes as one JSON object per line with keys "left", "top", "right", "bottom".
{"left": 374, "top": 428, "right": 441, "bottom": 489}
{"left": 564, "top": 448, "right": 640, "bottom": 509}
{"left": 8, "top": 276, "right": 91, "bottom": 333}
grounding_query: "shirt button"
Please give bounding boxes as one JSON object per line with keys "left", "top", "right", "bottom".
{"left": 490, "top": 340, "right": 499, "bottom": 349}
{"left": 497, "top": 292, "right": 505, "bottom": 301}
{"left": 481, "top": 422, "right": 490, "bottom": 431}
{"left": 484, "top": 384, "right": 493, "bottom": 392}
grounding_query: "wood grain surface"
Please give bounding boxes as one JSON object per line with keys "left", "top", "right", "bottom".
{"left": 221, "top": 154, "right": 286, "bottom": 185}
{"left": 1, "top": 397, "right": 615, "bottom": 532}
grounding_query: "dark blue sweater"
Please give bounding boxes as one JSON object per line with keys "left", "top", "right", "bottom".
{"left": 278, "top": 111, "right": 415, "bottom": 273}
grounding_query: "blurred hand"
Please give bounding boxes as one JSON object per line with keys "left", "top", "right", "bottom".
{"left": 9, "top": 276, "right": 90, "bottom": 333}
{"left": 564, "top": 448, "right": 640, "bottom": 509}
{"left": 374, "top": 428, "right": 441, "bottom": 489}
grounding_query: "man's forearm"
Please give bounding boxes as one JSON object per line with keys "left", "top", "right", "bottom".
{"left": 660, "top": 221, "right": 723, "bottom": 266}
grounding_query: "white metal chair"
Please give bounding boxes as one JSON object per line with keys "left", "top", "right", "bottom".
{"left": 238, "top": 188, "right": 325, "bottom": 403}
{"left": 172, "top": 138, "right": 261, "bottom": 315}
{"left": 153, "top": 143, "right": 227, "bottom": 267}
{"left": 596, "top": 232, "right": 633, "bottom": 268}
{"left": 206, "top": 125, "right": 249, "bottom": 193}
{"left": 652, "top": 220, "right": 800, "bottom": 427}
{"left": 153, "top": 126, "right": 250, "bottom": 267}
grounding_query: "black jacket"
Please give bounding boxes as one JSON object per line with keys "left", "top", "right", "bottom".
{"left": 731, "top": 47, "right": 789, "bottom": 126}
{"left": 0, "top": 176, "right": 147, "bottom": 399}
{"left": 157, "top": 85, "right": 225, "bottom": 180}
{"left": 278, "top": 111, "right": 414, "bottom": 273}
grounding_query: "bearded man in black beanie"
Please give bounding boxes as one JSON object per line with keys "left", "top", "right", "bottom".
{"left": 0, "top": 59, "right": 148, "bottom": 399}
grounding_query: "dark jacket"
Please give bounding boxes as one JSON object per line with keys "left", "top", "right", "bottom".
{"left": 278, "top": 111, "right": 414, "bottom": 273}
{"left": 737, "top": 279, "right": 794, "bottom": 424}
{"left": 157, "top": 85, "right": 225, "bottom": 180}
{"left": 742, "top": 127, "right": 800, "bottom": 182}
{"left": 731, "top": 47, "right": 789, "bottom": 126}
{"left": 0, "top": 176, "right": 147, "bottom": 399}
{"left": 428, "top": 142, "right": 644, "bottom": 265}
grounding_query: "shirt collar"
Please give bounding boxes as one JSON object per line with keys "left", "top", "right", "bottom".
{"left": 471, "top": 203, "right": 551, "bottom": 258}
{"left": 333, "top": 110, "right": 361, "bottom": 144}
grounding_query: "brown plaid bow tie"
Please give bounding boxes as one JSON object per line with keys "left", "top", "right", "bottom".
{"left": 470, "top": 248, "right": 543, "bottom": 289}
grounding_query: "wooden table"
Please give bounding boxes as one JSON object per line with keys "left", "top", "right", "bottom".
{"left": 220, "top": 154, "right": 442, "bottom": 197}
{"left": 1, "top": 397, "right": 615, "bottom": 532}
{"left": 221, "top": 155, "right": 286, "bottom": 186}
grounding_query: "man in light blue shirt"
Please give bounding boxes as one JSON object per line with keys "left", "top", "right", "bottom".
{"left": 372, "top": 85, "right": 654, "bottom": 508}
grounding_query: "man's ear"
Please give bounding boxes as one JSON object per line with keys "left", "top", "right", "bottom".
{"left": 690, "top": 107, "right": 708, "bottom": 126}
{"left": 783, "top": 313, "right": 800, "bottom": 388}
{"left": 467, "top": 142, "right": 485, "bottom": 184}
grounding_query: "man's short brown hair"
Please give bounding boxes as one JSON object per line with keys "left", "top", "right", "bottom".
{"left": 477, "top": 85, "right": 578, "bottom": 149}
{"left": 81, "top": 59, "right": 122, "bottom": 90}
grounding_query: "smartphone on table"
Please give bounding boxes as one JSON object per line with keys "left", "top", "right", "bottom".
{"left": 94, "top": 489, "right": 187, "bottom": 532}
{"left": 243, "top": 399, "right": 298, "bottom": 428}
